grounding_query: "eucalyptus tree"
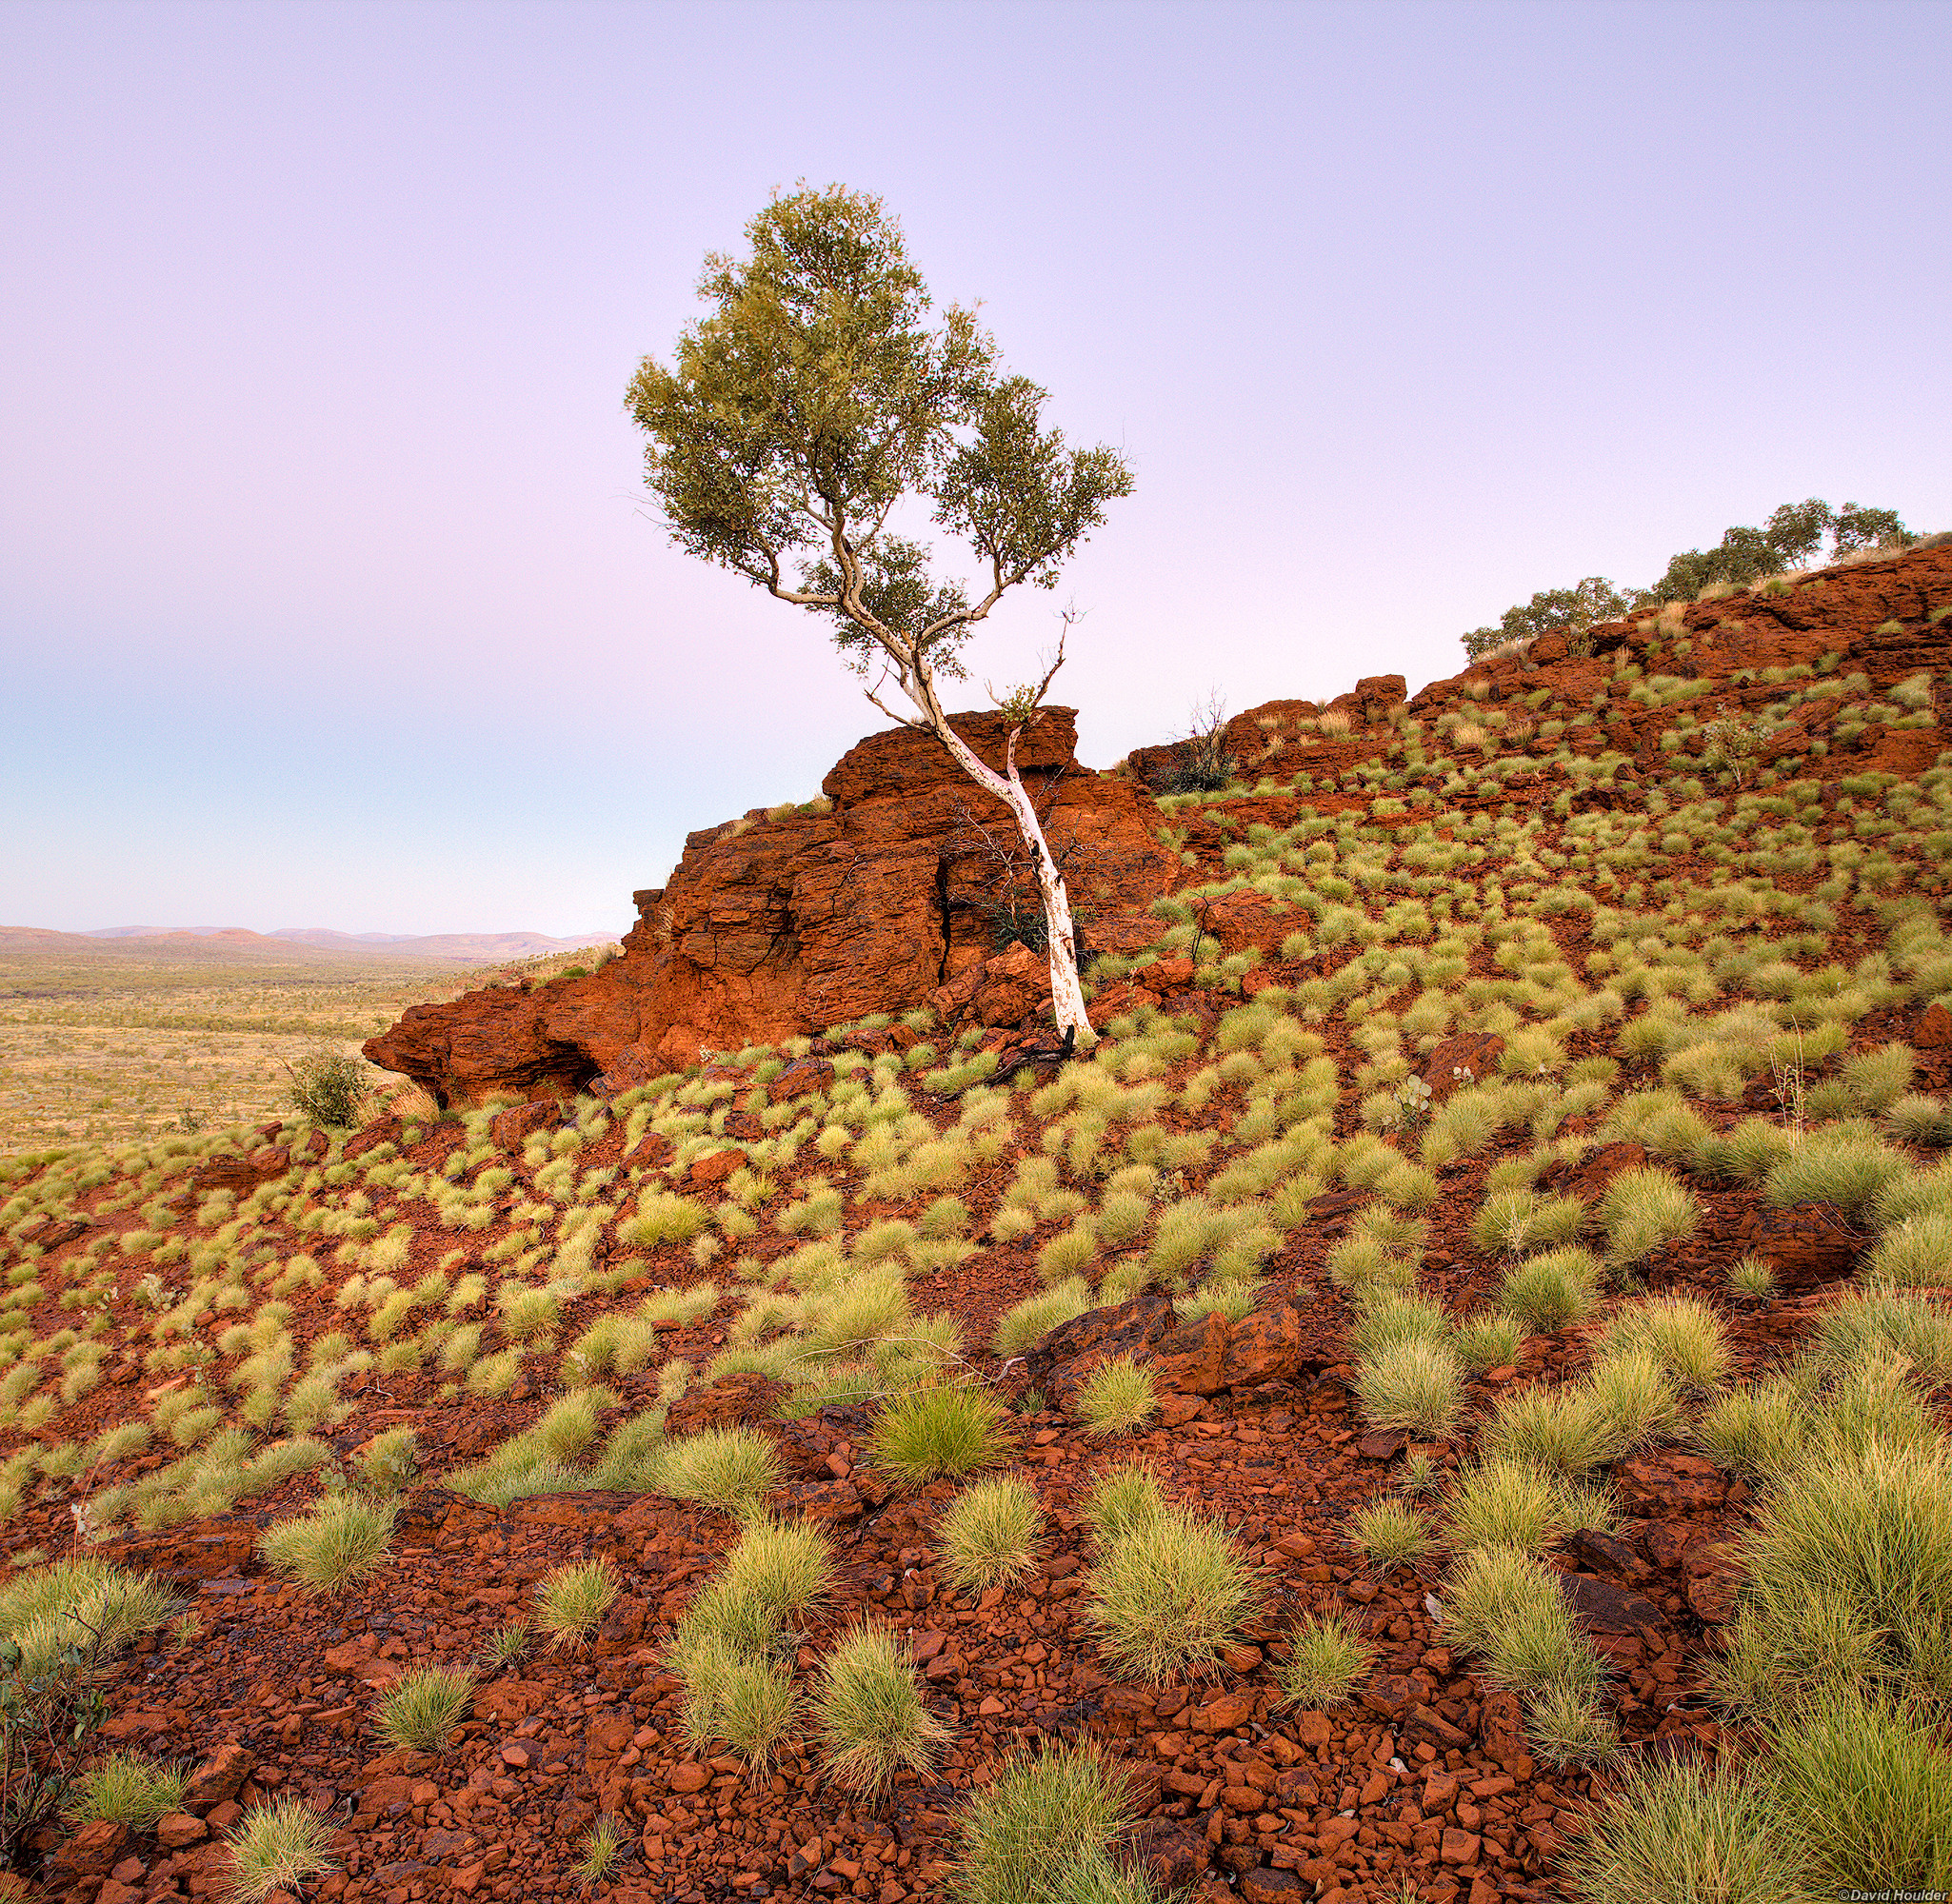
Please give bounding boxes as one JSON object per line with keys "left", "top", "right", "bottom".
{"left": 625, "top": 185, "right": 1132, "bottom": 1049}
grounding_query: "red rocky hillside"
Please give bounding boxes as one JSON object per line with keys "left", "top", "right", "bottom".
{"left": 1, "top": 537, "right": 1950, "bottom": 1904}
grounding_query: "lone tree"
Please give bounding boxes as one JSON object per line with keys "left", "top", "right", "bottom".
{"left": 625, "top": 185, "right": 1133, "bottom": 1049}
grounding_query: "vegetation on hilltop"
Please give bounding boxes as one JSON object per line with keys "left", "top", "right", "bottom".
{"left": 1462, "top": 496, "right": 1935, "bottom": 661}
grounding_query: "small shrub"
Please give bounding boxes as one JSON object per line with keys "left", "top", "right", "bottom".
{"left": 258, "top": 1495, "right": 394, "bottom": 1594}
{"left": 1279, "top": 1613, "right": 1373, "bottom": 1707}
{"left": 1478, "top": 1382, "right": 1617, "bottom": 1478}
{"left": 938, "top": 1478, "right": 1043, "bottom": 1592}
{"left": 1355, "top": 1337, "right": 1464, "bottom": 1438}
{"left": 654, "top": 1426, "right": 782, "bottom": 1515}
{"left": 1082, "top": 1463, "right": 1166, "bottom": 1548}
{"left": 1084, "top": 1510, "right": 1263, "bottom": 1679}
{"left": 1073, "top": 1358, "right": 1157, "bottom": 1437}
{"left": 813, "top": 1623, "right": 950, "bottom": 1795}
{"left": 222, "top": 1797, "right": 337, "bottom": 1902}
{"left": 1562, "top": 1755, "right": 1813, "bottom": 1904}
{"left": 673, "top": 1635, "right": 797, "bottom": 1775}
{"left": 1764, "top": 1125, "right": 1909, "bottom": 1220}
{"left": 285, "top": 1051, "right": 368, "bottom": 1128}
{"left": 951, "top": 1744, "right": 1138, "bottom": 1904}
{"left": 479, "top": 1621, "right": 528, "bottom": 1671}
{"left": 60, "top": 1750, "right": 186, "bottom": 1827}
{"left": 534, "top": 1557, "right": 619, "bottom": 1649}
{"left": 871, "top": 1385, "right": 1013, "bottom": 1488}
{"left": 374, "top": 1666, "right": 475, "bottom": 1752}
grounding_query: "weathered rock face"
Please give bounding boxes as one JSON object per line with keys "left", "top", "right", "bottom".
{"left": 366, "top": 709, "right": 1178, "bottom": 1105}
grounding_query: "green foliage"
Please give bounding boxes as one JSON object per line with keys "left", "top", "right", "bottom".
{"left": 257, "top": 1495, "right": 394, "bottom": 1594}
{"left": 533, "top": 1557, "right": 619, "bottom": 1649}
{"left": 1763, "top": 1685, "right": 1952, "bottom": 1892}
{"left": 937, "top": 1477, "right": 1043, "bottom": 1592}
{"left": 222, "top": 1797, "right": 338, "bottom": 1902}
{"left": 1072, "top": 1358, "right": 1157, "bottom": 1436}
{"left": 1084, "top": 1509, "right": 1262, "bottom": 1679}
{"left": 812, "top": 1622, "right": 950, "bottom": 1795}
{"left": 951, "top": 1745, "right": 1147, "bottom": 1904}
{"left": 1563, "top": 1755, "right": 1814, "bottom": 1904}
{"left": 374, "top": 1667, "right": 475, "bottom": 1752}
{"left": 1463, "top": 577, "right": 1631, "bottom": 664}
{"left": 870, "top": 1384, "right": 1013, "bottom": 1488}
{"left": 60, "top": 1749, "right": 187, "bottom": 1827}
{"left": 653, "top": 1426, "right": 782, "bottom": 1516}
{"left": 1280, "top": 1612, "right": 1374, "bottom": 1707}
{"left": 285, "top": 1050, "right": 369, "bottom": 1128}
{"left": 1081, "top": 1463, "right": 1167, "bottom": 1549}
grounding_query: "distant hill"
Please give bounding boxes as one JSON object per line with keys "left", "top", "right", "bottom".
{"left": 0, "top": 926, "right": 618, "bottom": 964}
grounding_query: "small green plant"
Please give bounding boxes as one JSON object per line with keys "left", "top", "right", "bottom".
{"left": 1081, "top": 1463, "right": 1167, "bottom": 1548}
{"left": 1763, "top": 1684, "right": 1952, "bottom": 1892}
{"left": 870, "top": 1384, "right": 1014, "bottom": 1487}
{"left": 60, "top": 1749, "right": 187, "bottom": 1827}
{"left": 938, "top": 1478, "right": 1043, "bottom": 1592}
{"left": 813, "top": 1622, "right": 951, "bottom": 1795}
{"left": 222, "top": 1797, "right": 338, "bottom": 1902}
{"left": 1355, "top": 1337, "right": 1464, "bottom": 1438}
{"left": 534, "top": 1557, "right": 619, "bottom": 1649}
{"left": 257, "top": 1495, "right": 395, "bottom": 1594}
{"left": 573, "top": 1814, "right": 629, "bottom": 1890}
{"left": 1280, "top": 1612, "right": 1374, "bottom": 1707}
{"left": 373, "top": 1666, "right": 475, "bottom": 1752}
{"left": 284, "top": 1050, "right": 369, "bottom": 1128}
{"left": 653, "top": 1426, "right": 782, "bottom": 1516}
{"left": 1346, "top": 1497, "right": 1434, "bottom": 1570}
{"left": 1499, "top": 1248, "right": 1599, "bottom": 1333}
{"left": 1562, "top": 1754, "right": 1813, "bottom": 1904}
{"left": 950, "top": 1743, "right": 1142, "bottom": 1904}
{"left": 1073, "top": 1358, "right": 1157, "bottom": 1436}
{"left": 479, "top": 1621, "right": 528, "bottom": 1671}
{"left": 1084, "top": 1509, "right": 1262, "bottom": 1680}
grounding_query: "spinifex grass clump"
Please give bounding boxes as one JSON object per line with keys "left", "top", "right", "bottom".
{"left": 1280, "top": 1614, "right": 1374, "bottom": 1708}
{"left": 951, "top": 1744, "right": 1147, "bottom": 1904}
{"left": 812, "top": 1623, "right": 950, "bottom": 1795}
{"left": 533, "top": 1557, "right": 619, "bottom": 1650}
{"left": 870, "top": 1383, "right": 1014, "bottom": 1487}
{"left": 60, "top": 1751, "right": 188, "bottom": 1828}
{"left": 222, "top": 1798, "right": 338, "bottom": 1903}
{"left": 257, "top": 1495, "right": 395, "bottom": 1594}
{"left": 1084, "top": 1508, "right": 1262, "bottom": 1680}
{"left": 937, "top": 1477, "right": 1044, "bottom": 1592}
{"left": 374, "top": 1666, "right": 475, "bottom": 1752}
{"left": 652, "top": 1426, "right": 782, "bottom": 1516}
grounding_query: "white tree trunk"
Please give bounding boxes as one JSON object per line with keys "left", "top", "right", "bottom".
{"left": 929, "top": 719, "right": 1099, "bottom": 1052}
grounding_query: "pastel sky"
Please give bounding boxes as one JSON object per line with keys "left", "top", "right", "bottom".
{"left": 5, "top": 0, "right": 1947, "bottom": 938}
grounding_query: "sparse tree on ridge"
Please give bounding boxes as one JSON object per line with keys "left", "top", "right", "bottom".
{"left": 625, "top": 185, "right": 1133, "bottom": 1050}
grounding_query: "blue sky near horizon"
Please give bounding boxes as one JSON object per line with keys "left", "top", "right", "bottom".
{"left": 4, "top": 0, "right": 1947, "bottom": 939}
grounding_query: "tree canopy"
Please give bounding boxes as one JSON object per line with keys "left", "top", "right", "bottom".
{"left": 625, "top": 184, "right": 1132, "bottom": 719}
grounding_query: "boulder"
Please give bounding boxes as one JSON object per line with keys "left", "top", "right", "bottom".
{"left": 366, "top": 709, "right": 1178, "bottom": 1104}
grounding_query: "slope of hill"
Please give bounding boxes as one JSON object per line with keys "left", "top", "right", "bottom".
{"left": 2, "top": 540, "right": 1950, "bottom": 1903}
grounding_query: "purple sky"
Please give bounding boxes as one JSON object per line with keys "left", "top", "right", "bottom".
{"left": 5, "top": 0, "right": 1947, "bottom": 938}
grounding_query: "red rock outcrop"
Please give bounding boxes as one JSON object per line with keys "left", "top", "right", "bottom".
{"left": 366, "top": 709, "right": 1179, "bottom": 1104}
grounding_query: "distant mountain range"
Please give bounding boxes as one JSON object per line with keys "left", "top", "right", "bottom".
{"left": 0, "top": 925, "right": 620, "bottom": 964}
